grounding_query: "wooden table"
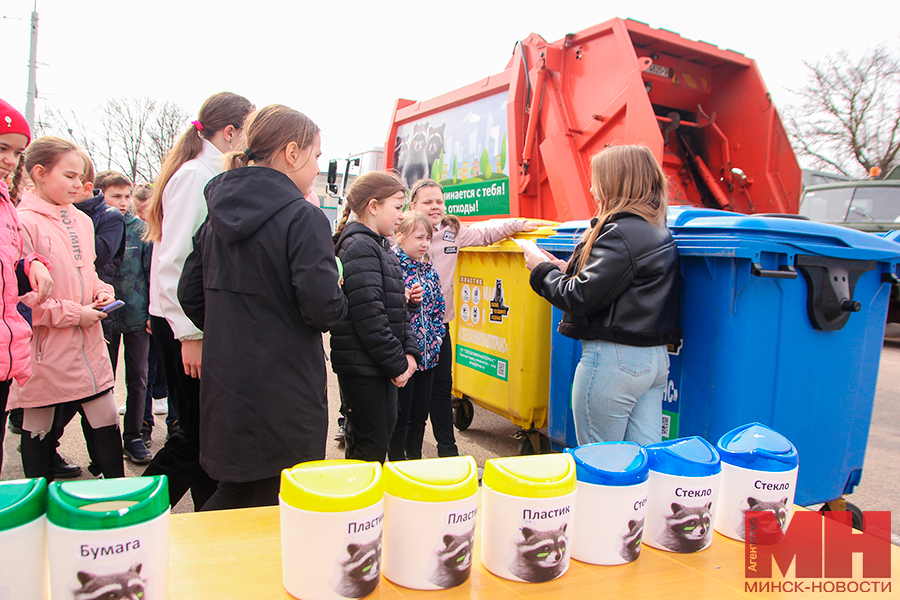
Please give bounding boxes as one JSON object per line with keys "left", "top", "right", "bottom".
{"left": 169, "top": 506, "right": 899, "bottom": 599}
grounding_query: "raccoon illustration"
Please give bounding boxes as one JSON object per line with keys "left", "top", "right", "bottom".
{"left": 657, "top": 503, "right": 712, "bottom": 553}
{"left": 425, "top": 527, "right": 475, "bottom": 589}
{"left": 505, "top": 523, "right": 569, "bottom": 583}
{"left": 736, "top": 496, "right": 789, "bottom": 540}
{"left": 618, "top": 518, "right": 644, "bottom": 562}
{"left": 73, "top": 563, "right": 146, "bottom": 600}
{"left": 330, "top": 537, "right": 382, "bottom": 598}
{"left": 426, "top": 124, "right": 446, "bottom": 173}
{"left": 401, "top": 122, "right": 430, "bottom": 189}
{"left": 393, "top": 134, "right": 409, "bottom": 175}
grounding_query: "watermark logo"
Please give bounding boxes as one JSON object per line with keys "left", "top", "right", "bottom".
{"left": 744, "top": 509, "right": 893, "bottom": 593}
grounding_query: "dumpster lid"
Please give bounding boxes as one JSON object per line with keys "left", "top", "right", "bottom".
{"left": 717, "top": 423, "right": 798, "bottom": 472}
{"left": 0, "top": 478, "right": 46, "bottom": 530}
{"left": 646, "top": 437, "right": 721, "bottom": 477}
{"left": 671, "top": 214, "right": 900, "bottom": 262}
{"left": 565, "top": 442, "right": 649, "bottom": 486}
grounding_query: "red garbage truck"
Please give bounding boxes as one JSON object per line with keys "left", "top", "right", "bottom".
{"left": 386, "top": 17, "right": 801, "bottom": 221}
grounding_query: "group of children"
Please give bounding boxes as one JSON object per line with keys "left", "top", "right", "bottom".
{"left": 0, "top": 97, "right": 177, "bottom": 483}
{"left": 1, "top": 90, "right": 680, "bottom": 513}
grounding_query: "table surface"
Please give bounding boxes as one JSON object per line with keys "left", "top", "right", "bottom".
{"left": 169, "top": 505, "right": 899, "bottom": 599}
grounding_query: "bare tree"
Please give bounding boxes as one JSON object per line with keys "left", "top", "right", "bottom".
{"left": 786, "top": 45, "right": 900, "bottom": 178}
{"left": 97, "top": 97, "right": 157, "bottom": 182}
{"left": 32, "top": 97, "right": 188, "bottom": 183}
{"left": 145, "top": 101, "right": 190, "bottom": 182}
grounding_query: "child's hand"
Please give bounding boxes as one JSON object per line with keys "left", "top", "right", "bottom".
{"left": 95, "top": 291, "right": 115, "bottom": 306}
{"left": 408, "top": 282, "right": 423, "bottom": 305}
{"left": 392, "top": 371, "right": 411, "bottom": 388}
{"left": 28, "top": 260, "right": 53, "bottom": 304}
{"left": 520, "top": 220, "right": 539, "bottom": 232}
{"left": 79, "top": 302, "right": 106, "bottom": 327}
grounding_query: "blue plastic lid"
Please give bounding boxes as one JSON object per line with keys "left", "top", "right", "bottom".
{"left": 717, "top": 423, "right": 799, "bottom": 472}
{"left": 536, "top": 220, "right": 591, "bottom": 254}
{"left": 667, "top": 206, "right": 736, "bottom": 227}
{"left": 565, "top": 442, "right": 649, "bottom": 486}
{"left": 646, "top": 436, "right": 721, "bottom": 477}
{"left": 670, "top": 214, "right": 900, "bottom": 262}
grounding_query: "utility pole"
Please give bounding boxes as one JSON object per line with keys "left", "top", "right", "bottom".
{"left": 25, "top": 1, "right": 39, "bottom": 130}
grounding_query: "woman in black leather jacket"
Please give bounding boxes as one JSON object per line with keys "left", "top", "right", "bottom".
{"left": 525, "top": 146, "right": 681, "bottom": 445}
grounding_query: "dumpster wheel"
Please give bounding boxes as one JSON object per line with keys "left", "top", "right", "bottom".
{"left": 516, "top": 429, "right": 552, "bottom": 455}
{"left": 820, "top": 498, "right": 864, "bottom": 531}
{"left": 453, "top": 397, "right": 475, "bottom": 431}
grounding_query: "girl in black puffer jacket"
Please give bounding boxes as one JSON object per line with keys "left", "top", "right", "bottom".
{"left": 331, "top": 172, "right": 421, "bottom": 463}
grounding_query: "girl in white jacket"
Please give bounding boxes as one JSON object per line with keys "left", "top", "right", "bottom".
{"left": 142, "top": 92, "right": 253, "bottom": 510}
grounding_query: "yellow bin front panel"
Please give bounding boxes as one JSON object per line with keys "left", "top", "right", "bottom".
{"left": 450, "top": 226, "right": 556, "bottom": 428}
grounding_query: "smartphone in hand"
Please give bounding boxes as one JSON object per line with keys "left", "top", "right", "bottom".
{"left": 101, "top": 300, "right": 125, "bottom": 313}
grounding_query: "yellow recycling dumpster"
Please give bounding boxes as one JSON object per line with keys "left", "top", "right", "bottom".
{"left": 450, "top": 222, "right": 557, "bottom": 453}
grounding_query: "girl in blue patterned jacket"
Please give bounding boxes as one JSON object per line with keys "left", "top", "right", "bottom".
{"left": 389, "top": 211, "right": 445, "bottom": 460}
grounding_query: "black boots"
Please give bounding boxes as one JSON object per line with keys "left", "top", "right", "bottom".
{"left": 87, "top": 424, "right": 125, "bottom": 479}
{"left": 20, "top": 430, "right": 55, "bottom": 481}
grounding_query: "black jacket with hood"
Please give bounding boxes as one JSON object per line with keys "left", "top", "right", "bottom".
{"left": 178, "top": 166, "right": 347, "bottom": 482}
{"left": 530, "top": 213, "right": 681, "bottom": 347}
{"left": 330, "top": 221, "right": 420, "bottom": 378}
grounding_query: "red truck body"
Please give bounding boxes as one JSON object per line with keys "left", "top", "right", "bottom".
{"left": 386, "top": 18, "right": 801, "bottom": 221}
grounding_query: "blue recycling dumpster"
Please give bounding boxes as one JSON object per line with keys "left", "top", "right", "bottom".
{"left": 538, "top": 210, "right": 900, "bottom": 507}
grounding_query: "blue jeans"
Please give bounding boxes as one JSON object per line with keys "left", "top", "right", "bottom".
{"left": 572, "top": 340, "right": 669, "bottom": 446}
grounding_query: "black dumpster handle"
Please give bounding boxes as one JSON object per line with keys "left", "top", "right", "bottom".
{"left": 751, "top": 263, "right": 798, "bottom": 279}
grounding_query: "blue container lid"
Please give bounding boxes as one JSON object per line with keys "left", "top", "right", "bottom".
{"left": 565, "top": 442, "right": 649, "bottom": 486}
{"left": 670, "top": 214, "right": 900, "bottom": 262}
{"left": 536, "top": 220, "right": 591, "bottom": 254}
{"left": 717, "top": 423, "right": 799, "bottom": 472}
{"left": 646, "top": 436, "right": 721, "bottom": 477}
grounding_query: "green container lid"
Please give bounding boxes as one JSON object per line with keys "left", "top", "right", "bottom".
{"left": 0, "top": 478, "right": 47, "bottom": 531}
{"left": 48, "top": 476, "right": 169, "bottom": 530}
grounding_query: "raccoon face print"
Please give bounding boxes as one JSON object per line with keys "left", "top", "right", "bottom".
{"left": 506, "top": 523, "right": 569, "bottom": 583}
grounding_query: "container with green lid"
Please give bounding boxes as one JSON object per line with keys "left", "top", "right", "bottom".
{"left": 381, "top": 456, "right": 478, "bottom": 590}
{"left": 280, "top": 460, "right": 384, "bottom": 600}
{"left": 481, "top": 454, "right": 577, "bottom": 583}
{"left": 0, "top": 478, "right": 49, "bottom": 600}
{"left": 46, "top": 475, "right": 170, "bottom": 600}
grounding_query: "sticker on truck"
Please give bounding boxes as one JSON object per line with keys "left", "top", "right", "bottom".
{"left": 395, "top": 91, "right": 510, "bottom": 217}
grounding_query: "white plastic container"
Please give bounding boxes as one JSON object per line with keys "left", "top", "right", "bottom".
{"left": 280, "top": 460, "right": 384, "bottom": 600}
{"left": 715, "top": 422, "right": 799, "bottom": 542}
{"left": 481, "top": 454, "right": 577, "bottom": 583}
{"left": 382, "top": 456, "right": 479, "bottom": 590}
{"left": 46, "top": 476, "right": 170, "bottom": 600}
{"left": 0, "top": 478, "right": 48, "bottom": 600}
{"left": 643, "top": 437, "right": 721, "bottom": 553}
{"left": 566, "top": 442, "right": 649, "bottom": 565}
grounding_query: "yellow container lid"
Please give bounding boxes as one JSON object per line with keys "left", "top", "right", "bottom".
{"left": 483, "top": 454, "right": 576, "bottom": 498}
{"left": 280, "top": 460, "right": 382, "bottom": 513}
{"left": 383, "top": 456, "right": 478, "bottom": 502}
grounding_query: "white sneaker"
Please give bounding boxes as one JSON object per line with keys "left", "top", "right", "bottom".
{"left": 152, "top": 399, "right": 168, "bottom": 415}
{"left": 117, "top": 404, "right": 127, "bottom": 415}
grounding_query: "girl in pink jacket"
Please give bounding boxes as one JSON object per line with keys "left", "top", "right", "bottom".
{"left": 0, "top": 99, "right": 53, "bottom": 475}
{"left": 10, "top": 136, "right": 123, "bottom": 481}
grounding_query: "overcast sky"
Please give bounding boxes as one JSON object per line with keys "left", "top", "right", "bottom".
{"left": 3, "top": 0, "right": 899, "bottom": 167}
